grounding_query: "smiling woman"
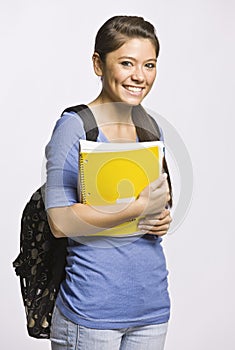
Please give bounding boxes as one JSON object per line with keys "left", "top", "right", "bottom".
{"left": 46, "top": 15, "right": 172, "bottom": 350}
{"left": 91, "top": 15, "right": 159, "bottom": 108}
{"left": 91, "top": 38, "right": 157, "bottom": 106}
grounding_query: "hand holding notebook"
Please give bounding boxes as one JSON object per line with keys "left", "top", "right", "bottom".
{"left": 79, "top": 140, "right": 164, "bottom": 236}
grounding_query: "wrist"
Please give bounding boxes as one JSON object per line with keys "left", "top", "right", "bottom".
{"left": 130, "top": 197, "right": 145, "bottom": 218}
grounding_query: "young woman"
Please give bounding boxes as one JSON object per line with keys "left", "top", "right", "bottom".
{"left": 46, "top": 15, "right": 172, "bottom": 350}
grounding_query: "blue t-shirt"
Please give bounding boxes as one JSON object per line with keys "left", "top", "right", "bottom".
{"left": 45, "top": 111, "right": 170, "bottom": 328}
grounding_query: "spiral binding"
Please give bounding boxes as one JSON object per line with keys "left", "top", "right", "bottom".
{"left": 79, "top": 153, "right": 87, "bottom": 204}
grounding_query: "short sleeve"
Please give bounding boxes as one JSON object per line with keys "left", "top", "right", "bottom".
{"left": 45, "top": 112, "right": 86, "bottom": 210}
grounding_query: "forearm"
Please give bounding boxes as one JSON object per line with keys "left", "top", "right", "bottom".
{"left": 47, "top": 200, "right": 144, "bottom": 238}
{"left": 47, "top": 174, "right": 169, "bottom": 238}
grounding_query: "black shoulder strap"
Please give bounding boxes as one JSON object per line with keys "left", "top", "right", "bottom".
{"left": 62, "top": 104, "right": 99, "bottom": 141}
{"left": 132, "top": 105, "right": 161, "bottom": 142}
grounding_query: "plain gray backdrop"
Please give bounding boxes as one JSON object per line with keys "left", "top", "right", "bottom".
{"left": 1, "top": 0, "right": 234, "bottom": 349}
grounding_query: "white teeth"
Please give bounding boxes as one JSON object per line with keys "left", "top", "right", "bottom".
{"left": 125, "top": 86, "right": 142, "bottom": 92}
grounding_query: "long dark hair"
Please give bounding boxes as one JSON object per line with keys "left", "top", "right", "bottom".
{"left": 94, "top": 15, "right": 160, "bottom": 62}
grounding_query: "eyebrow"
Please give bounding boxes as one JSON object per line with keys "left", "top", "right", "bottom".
{"left": 118, "top": 56, "right": 157, "bottom": 62}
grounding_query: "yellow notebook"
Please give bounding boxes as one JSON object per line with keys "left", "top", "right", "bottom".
{"left": 79, "top": 140, "right": 164, "bottom": 236}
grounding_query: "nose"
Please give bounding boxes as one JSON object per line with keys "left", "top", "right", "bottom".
{"left": 131, "top": 66, "right": 145, "bottom": 83}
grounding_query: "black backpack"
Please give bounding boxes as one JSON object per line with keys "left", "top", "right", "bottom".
{"left": 13, "top": 104, "right": 171, "bottom": 339}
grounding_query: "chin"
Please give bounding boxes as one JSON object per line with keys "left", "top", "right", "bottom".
{"left": 119, "top": 96, "right": 144, "bottom": 106}
{"left": 125, "top": 100, "right": 143, "bottom": 106}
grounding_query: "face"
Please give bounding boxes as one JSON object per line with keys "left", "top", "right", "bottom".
{"left": 94, "top": 38, "right": 157, "bottom": 105}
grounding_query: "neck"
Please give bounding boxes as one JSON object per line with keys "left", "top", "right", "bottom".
{"left": 88, "top": 98, "right": 134, "bottom": 124}
{"left": 88, "top": 98, "right": 138, "bottom": 142}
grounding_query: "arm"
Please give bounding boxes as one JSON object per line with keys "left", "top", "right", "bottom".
{"left": 47, "top": 173, "right": 170, "bottom": 238}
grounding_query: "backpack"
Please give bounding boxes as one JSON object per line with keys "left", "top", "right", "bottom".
{"left": 13, "top": 104, "right": 171, "bottom": 339}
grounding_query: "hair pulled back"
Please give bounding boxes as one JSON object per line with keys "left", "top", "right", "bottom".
{"left": 94, "top": 16, "right": 160, "bottom": 62}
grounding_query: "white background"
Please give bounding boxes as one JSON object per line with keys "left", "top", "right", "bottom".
{"left": 1, "top": 0, "right": 234, "bottom": 349}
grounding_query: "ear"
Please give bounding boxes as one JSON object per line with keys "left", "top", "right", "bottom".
{"left": 92, "top": 52, "right": 104, "bottom": 77}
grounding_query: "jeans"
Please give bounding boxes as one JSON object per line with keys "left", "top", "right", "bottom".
{"left": 50, "top": 305, "right": 168, "bottom": 350}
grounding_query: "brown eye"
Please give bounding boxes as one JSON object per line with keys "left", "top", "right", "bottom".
{"left": 145, "top": 63, "right": 155, "bottom": 69}
{"left": 121, "top": 61, "right": 132, "bottom": 67}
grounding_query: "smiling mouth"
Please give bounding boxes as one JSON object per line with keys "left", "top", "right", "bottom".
{"left": 123, "top": 85, "right": 144, "bottom": 93}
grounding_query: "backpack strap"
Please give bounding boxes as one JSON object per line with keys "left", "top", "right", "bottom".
{"left": 62, "top": 104, "right": 99, "bottom": 141}
{"left": 132, "top": 105, "right": 161, "bottom": 141}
